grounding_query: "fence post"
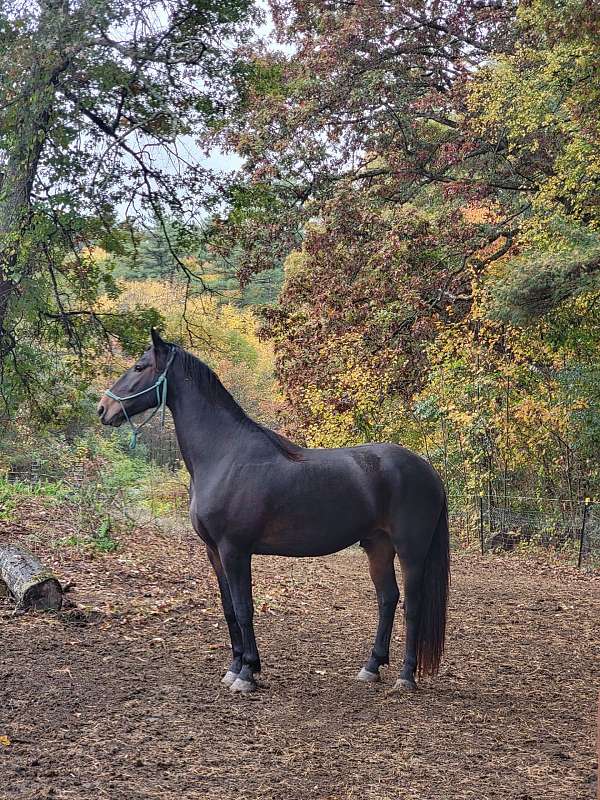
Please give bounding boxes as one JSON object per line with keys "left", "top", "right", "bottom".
{"left": 479, "top": 492, "right": 485, "bottom": 555}
{"left": 577, "top": 497, "right": 591, "bottom": 569}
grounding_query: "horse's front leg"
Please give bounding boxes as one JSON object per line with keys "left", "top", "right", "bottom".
{"left": 219, "top": 544, "right": 260, "bottom": 693}
{"left": 205, "top": 545, "right": 244, "bottom": 686}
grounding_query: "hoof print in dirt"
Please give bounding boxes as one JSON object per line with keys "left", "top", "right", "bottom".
{"left": 59, "top": 607, "right": 104, "bottom": 626}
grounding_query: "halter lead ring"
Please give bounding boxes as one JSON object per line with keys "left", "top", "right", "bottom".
{"left": 104, "top": 347, "right": 177, "bottom": 449}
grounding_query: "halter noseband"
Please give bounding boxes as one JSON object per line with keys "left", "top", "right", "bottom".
{"left": 103, "top": 347, "right": 177, "bottom": 449}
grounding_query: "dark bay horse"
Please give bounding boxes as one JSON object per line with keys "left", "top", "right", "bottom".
{"left": 99, "top": 329, "right": 450, "bottom": 694}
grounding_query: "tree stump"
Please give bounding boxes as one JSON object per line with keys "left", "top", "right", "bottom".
{"left": 0, "top": 545, "right": 63, "bottom": 610}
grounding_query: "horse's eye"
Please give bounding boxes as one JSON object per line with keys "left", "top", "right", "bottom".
{"left": 134, "top": 364, "right": 145, "bottom": 372}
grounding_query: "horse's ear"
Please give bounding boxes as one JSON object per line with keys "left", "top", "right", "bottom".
{"left": 150, "top": 327, "right": 169, "bottom": 370}
{"left": 150, "top": 327, "right": 167, "bottom": 351}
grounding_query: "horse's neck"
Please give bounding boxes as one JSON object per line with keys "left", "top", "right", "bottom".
{"left": 167, "top": 372, "right": 273, "bottom": 477}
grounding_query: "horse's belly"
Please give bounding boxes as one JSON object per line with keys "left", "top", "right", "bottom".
{"left": 251, "top": 462, "right": 383, "bottom": 556}
{"left": 254, "top": 529, "right": 361, "bottom": 557}
{"left": 254, "top": 511, "right": 372, "bottom": 557}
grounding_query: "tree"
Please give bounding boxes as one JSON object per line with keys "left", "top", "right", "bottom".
{"left": 113, "top": 216, "right": 187, "bottom": 280}
{"left": 0, "top": 0, "right": 258, "bottom": 413}
{"left": 209, "top": 0, "right": 600, "bottom": 502}
{"left": 111, "top": 215, "right": 284, "bottom": 303}
{"left": 260, "top": 188, "right": 477, "bottom": 440}
{"left": 210, "top": 0, "right": 519, "bottom": 277}
{"left": 468, "top": 0, "right": 600, "bottom": 321}
{"left": 212, "top": 0, "right": 599, "bottom": 324}
{"left": 209, "top": 0, "right": 521, "bottom": 424}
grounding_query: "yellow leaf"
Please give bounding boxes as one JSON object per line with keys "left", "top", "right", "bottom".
{"left": 0, "top": 736, "right": 10, "bottom": 747}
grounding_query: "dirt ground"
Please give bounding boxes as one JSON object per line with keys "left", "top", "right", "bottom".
{"left": 1, "top": 501, "right": 599, "bottom": 800}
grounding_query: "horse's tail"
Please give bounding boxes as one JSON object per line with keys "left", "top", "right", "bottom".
{"left": 416, "top": 494, "right": 450, "bottom": 677}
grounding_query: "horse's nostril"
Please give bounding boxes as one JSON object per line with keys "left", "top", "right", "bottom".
{"left": 98, "top": 405, "right": 105, "bottom": 418}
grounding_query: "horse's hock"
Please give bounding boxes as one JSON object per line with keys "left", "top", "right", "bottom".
{"left": 0, "top": 544, "right": 63, "bottom": 611}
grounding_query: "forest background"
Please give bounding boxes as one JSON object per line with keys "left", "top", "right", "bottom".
{"left": 1, "top": 0, "right": 599, "bottom": 541}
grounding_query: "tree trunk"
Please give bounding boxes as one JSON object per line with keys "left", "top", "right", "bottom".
{"left": 0, "top": 0, "right": 74, "bottom": 350}
{"left": 0, "top": 71, "right": 54, "bottom": 346}
{"left": 0, "top": 545, "right": 63, "bottom": 610}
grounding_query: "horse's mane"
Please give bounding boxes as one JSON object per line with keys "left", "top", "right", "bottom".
{"left": 178, "top": 348, "right": 304, "bottom": 462}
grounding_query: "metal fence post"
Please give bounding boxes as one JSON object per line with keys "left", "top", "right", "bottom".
{"left": 479, "top": 492, "right": 485, "bottom": 555}
{"left": 577, "top": 497, "right": 591, "bottom": 569}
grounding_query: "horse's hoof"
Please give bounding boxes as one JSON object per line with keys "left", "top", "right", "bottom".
{"left": 221, "top": 670, "right": 240, "bottom": 687}
{"left": 393, "top": 677, "right": 417, "bottom": 692}
{"left": 230, "top": 677, "right": 257, "bottom": 694}
{"left": 356, "top": 667, "right": 380, "bottom": 683}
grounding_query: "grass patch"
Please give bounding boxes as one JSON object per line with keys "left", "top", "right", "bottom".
{"left": 0, "top": 477, "right": 70, "bottom": 520}
{"left": 57, "top": 519, "right": 119, "bottom": 555}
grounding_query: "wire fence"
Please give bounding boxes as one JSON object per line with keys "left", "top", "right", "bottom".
{"left": 449, "top": 494, "right": 599, "bottom": 568}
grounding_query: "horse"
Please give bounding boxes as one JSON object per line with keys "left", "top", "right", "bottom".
{"left": 98, "top": 329, "right": 450, "bottom": 694}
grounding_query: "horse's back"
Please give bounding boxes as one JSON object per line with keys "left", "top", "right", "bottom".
{"left": 301, "top": 441, "right": 443, "bottom": 500}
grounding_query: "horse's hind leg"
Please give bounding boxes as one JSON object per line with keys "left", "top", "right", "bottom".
{"left": 394, "top": 560, "right": 424, "bottom": 690}
{"left": 356, "top": 532, "right": 400, "bottom": 683}
{"left": 205, "top": 545, "right": 244, "bottom": 686}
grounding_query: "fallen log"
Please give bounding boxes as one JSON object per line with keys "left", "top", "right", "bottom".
{"left": 0, "top": 545, "right": 63, "bottom": 610}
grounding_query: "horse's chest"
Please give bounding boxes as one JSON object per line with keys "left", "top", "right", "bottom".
{"left": 189, "top": 482, "right": 252, "bottom": 534}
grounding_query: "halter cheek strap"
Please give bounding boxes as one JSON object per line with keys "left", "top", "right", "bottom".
{"left": 103, "top": 347, "right": 177, "bottom": 449}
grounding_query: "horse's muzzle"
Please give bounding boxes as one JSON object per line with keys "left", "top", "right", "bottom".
{"left": 97, "top": 401, "right": 124, "bottom": 427}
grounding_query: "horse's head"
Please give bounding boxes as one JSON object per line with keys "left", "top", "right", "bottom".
{"left": 98, "top": 328, "right": 174, "bottom": 428}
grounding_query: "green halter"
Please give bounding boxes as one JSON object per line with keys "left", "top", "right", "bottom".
{"left": 104, "top": 348, "right": 177, "bottom": 449}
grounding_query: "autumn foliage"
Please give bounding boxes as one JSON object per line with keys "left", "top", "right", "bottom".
{"left": 211, "top": 0, "right": 600, "bottom": 503}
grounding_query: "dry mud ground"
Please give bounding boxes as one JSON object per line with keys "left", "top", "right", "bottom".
{"left": 1, "top": 503, "right": 599, "bottom": 800}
